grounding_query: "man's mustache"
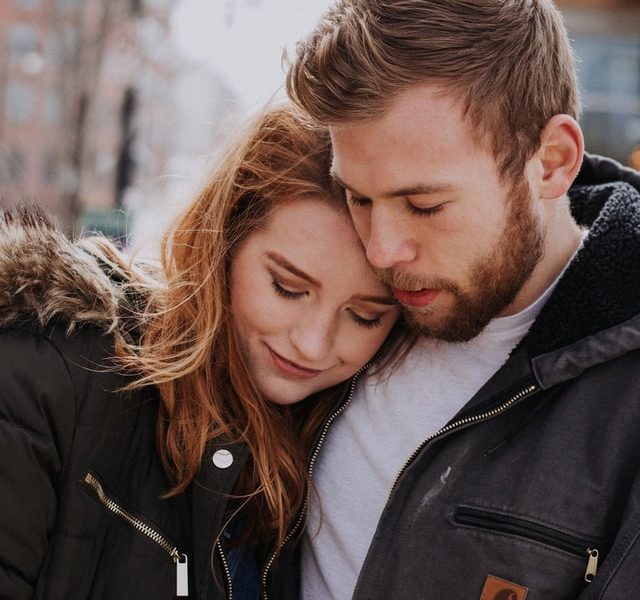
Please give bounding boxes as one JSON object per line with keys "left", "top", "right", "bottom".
{"left": 375, "top": 268, "right": 460, "bottom": 296}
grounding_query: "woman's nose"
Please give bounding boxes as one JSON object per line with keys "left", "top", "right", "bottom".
{"left": 289, "top": 315, "right": 335, "bottom": 364}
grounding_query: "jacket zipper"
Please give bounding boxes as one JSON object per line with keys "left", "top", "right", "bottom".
{"left": 388, "top": 383, "right": 540, "bottom": 497}
{"left": 260, "top": 362, "right": 369, "bottom": 600}
{"left": 83, "top": 472, "right": 189, "bottom": 597}
{"left": 454, "top": 506, "right": 600, "bottom": 582}
{"left": 264, "top": 379, "right": 541, "bottom": 598}
{"left": 350, "top": 383, "right": 541, "bottom": 599}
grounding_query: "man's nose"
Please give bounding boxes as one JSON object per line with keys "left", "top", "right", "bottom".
{"left": 365, "top": 206, "right": 417, "bottom": 269}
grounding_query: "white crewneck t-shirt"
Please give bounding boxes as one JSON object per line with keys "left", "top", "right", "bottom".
{"left": 301, "top": 256, "right": 577, "bottom": 600}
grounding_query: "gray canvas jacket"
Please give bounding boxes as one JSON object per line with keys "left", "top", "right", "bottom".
{"left": 267, "top": 154, "right": 640, "bottom": 600}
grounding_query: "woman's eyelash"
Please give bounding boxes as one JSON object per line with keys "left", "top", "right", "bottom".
{"left": 270, "top": 271, "right": 385, "bottom": 328}
{"left": 271, "top": 279, "right": 304, "bottom": 299}
{"left": 350, "top": 311, "right": 383, "bottom": 329}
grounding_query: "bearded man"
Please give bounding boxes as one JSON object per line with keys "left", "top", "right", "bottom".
{"left": 267, "top": 1, "right": 640, "bottom": 599}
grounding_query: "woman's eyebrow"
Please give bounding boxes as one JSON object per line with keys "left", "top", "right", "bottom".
{"left": 266, "top": 252, "right": 321, "bottom": 288}
{"left": 351, "top": 294, "right": 398, "bottom": 306}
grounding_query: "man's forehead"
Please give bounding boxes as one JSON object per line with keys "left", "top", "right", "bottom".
{"left": 329, "top": 83, "right": 465, "bottom": 130}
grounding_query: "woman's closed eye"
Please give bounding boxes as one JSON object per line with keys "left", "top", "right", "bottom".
{"left": 270, "top": 276, "right": 308, "bottom": 300}
{"left": 348, "top": 309, "right": 384, "bottom": 329}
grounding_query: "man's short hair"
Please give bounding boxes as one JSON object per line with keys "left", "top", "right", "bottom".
{"left": 286, "top": 0, "right": 581, "bottom": 179}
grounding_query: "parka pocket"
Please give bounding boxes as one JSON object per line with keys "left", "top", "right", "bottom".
{"left": 453, "top": 506, "right": 601, "bottom": 583}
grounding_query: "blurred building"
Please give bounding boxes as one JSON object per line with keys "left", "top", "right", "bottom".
{"left": 558, "top": 0, "right": 640, "bottom": 168}
{"left": 3, "top": 0, "right": 638, "bottom": 239}
{"left": 127, "top": 64, "right": 240, "bottom": 255}
{"left": 0, "top": 0, "right": 180, "bottom": 237}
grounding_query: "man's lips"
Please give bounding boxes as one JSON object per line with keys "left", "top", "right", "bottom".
{"left": 392, "top": 287, "right": 441, "bottom": 308}
{"left": 268, "top": 347, "right": 323, "bottom": 379}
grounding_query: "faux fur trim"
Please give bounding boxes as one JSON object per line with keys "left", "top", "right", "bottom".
{"left": 0, "top": 208, "right": 151, "bottom": 335}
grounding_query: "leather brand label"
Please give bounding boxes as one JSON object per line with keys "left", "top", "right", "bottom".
{"left": 479, "top": 575, "right": 529, "bottom": 600}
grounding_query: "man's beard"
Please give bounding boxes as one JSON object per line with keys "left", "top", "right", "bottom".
{"left": 379, "top": 179, "right": 544, "bottom": 342}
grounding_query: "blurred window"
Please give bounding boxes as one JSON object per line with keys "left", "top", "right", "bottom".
{"left": 8, "top": 24, "right": 38, "bottom": 58}
{"left": 144, "top": 0, "right": 173, "bottom": 10}
{"left": 62, "top": 27, "right": 78, "bottom": 61}
{"left": 53, "top": 0, "right": 80, "bottom": 11}
{"left": 0, "top": 154, "right": 9, "bottom": 185}
{"left": 43, "top": 91, "right": 63, "bottom": 124}
{"left": 0, "top": 147, "right": 27, "bottom": 184}
{"left": 42, "top": 151, "right": 59, "bottom": 183}
{"left": 14, "top": 0, "right": 41, "bottom": 9}
{"left": 47, "top": 31, "right": 63, "bottom": 64}
{"left": 573, "top": 34, "right": 640, "bottom": 165}
{"left": 6, "top": 82, "right": 35, "bottom": 122}
{"left": 574, "top": 36, "right": 640, "bottom": 97}
{"left": 46, "top": 27, "right": 78, "bottom": 63}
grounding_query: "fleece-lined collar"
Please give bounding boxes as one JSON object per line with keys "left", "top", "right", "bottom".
{"left": 525, "top": 157, "right": 640, "bottom": 361}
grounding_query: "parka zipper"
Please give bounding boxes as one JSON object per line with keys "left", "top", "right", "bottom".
{"left": 260, "top": 362, "right": 369, "bottom": 600}
{"left": 216, "top": 540, "right": 233, "bottom": 600}
{"left": 83, "top": 472, "right": 189, "bottom": 597}
{"left": 453, "top": 506, "right": 600, "bottom": 582}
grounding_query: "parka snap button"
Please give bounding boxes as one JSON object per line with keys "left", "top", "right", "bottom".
{"left": 212, "top": 449, "right": 233, "bottom": 469}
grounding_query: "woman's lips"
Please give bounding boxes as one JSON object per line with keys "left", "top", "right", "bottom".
{"left": 392, "top": 287, "right": 441, "bottom": 308}
{"left": 268, "top": 347, "right": 323, "bottom": 379}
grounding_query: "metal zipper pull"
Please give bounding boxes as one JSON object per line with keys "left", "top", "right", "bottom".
{"left": 175, "top": 553, "right": 189, "bottom": 596}
{"left": 584, "top": 548, "right": 599, "bottom": 583}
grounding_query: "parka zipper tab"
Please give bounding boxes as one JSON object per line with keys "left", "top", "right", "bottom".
{"left": 584, "top": 548, "right": 599, "bottom": 583}
{"left": 83, "top": 472, "right": 190, "bottom": 598}
{"left": 175, "top": 552, "right": 189, "bottom": 596}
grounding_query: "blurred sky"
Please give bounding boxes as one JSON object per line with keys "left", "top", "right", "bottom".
{"left": 171, "top": 0, "right": 333, "bottom": 114}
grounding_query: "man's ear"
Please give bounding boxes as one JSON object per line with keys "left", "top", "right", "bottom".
{"left": 536, "top": 115, "right": 584, "bottom": 200}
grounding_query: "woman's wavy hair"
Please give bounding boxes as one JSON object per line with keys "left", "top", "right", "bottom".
{"left": 123, "top": 104, "right": 351, "bottom": 550}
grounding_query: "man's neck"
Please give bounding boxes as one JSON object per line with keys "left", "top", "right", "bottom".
{"left": 503, "top": 210, "right": 583, "bottom": 317}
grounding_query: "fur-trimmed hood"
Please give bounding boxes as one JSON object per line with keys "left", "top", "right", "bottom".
{"left": 0, "top": 209, "right": 155, "bottom": 335}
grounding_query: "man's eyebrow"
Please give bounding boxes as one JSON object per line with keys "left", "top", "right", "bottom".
{"left": 331, "top": 171, "right": 453, "bottom": 199}
{"left": 266, "top": 252, "right": 321, "bottom": 288}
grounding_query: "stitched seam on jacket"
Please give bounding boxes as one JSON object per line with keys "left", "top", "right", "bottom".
{"left": 0, "top": 558, "right": 37, "bottom": 586}
{"left": 598, "top": 519, "right": 640, "bottom": 599}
